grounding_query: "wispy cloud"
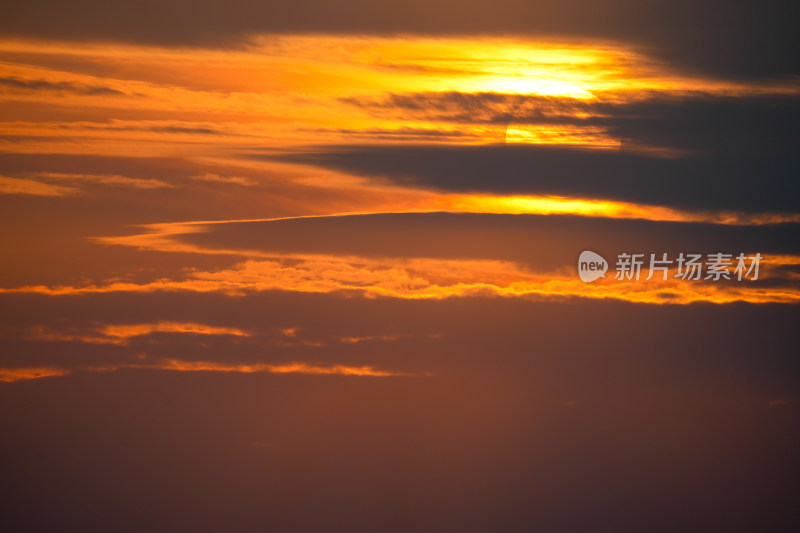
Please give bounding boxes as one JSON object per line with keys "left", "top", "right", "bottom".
{"left": 35, "top": 172, "right": 171, "bottom": 189}
{"left": 0, "top": 171, "right": 171, "bottom": 196}
{"left": 12, "top": 322, "right": 250, "bottom": 346}
{"left": 191, "top": 173, "right": 257, "bottom": 186}
{"left": 0, "top": 358, "right": 422, "bottom": 383}
{"left": 0, "top": 76, "right": 125, "bottom": 96}
{"left": 0, "top": 366, "right": 70, "bottom": 382}
{"left": 0, "top": 175, "right": 76, "bottom": 196}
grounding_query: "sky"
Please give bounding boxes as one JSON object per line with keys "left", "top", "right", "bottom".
{"left": 1, "top": 2, "right": 799, "bottom": 531}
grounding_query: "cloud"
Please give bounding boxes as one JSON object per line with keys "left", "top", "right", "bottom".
{"left": 16, "top": 321, "right": 251, "bottom": 346}
{"left": 4, "top": 212, "right": 776, "bottom": 306}
{"left": 0, "top": 76, "right": 125, "bottom": 96}
{"left": 0, "top": 175, "right": 76, "bottom": 196}
{"left": 191, "top": 173, "right": 257, "bottom": 186}
{"left": 35, "top": 172, "right": 171, "bottom": 189}
{"left": 342, "top": 91, "right": 800, "bottom": 152}
{"left": 269, "top": 143, "right": 800, "bottom": 213}
{"left": 0, "top": 358, "right": 417, "bottom": 382}
{"left": 0, "top": 366, "right": 69, "bottom": 382}
{"left": 146, "top": 126, "right": 222, "bottom": 135}
{"left": 93, "top": 199, "right": 800, "bottom": 269}
{"left": 6, "top": 252, "right": 799, "bottom": 305}
{"left": 0, "top": 171, "right": 171, "bottom": 197}
{"left": 101, "top": 322, "right": 249, "bottom": 339}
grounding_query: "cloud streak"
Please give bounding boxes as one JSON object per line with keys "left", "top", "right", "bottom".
{"left": 0, "top": 76, "right": 125, "bottom": 96}
{"left": 34, "top": 172, "right": 171, "bottom": 189}
{"left": 0, "top": 175, "right": 76, "bottom": 196}
{"left": 14, "top": 322, "right": 249, "bottom": 345}
{"left": 5, "top": 254, "right": 799, "bottom": 305}
{"left": 0, "top": 358, "right": 417, "bottom": 382}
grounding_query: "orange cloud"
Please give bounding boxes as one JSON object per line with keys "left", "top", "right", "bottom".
{"left": 12, "top": 322, "right": 251, "bottom": 346}
{"left": 340, "top": 334, "right": 407, "bottom": 344}
{"left": 101, "top": 322, "right": 249, "bottom": 340}
{"left": 440, "top": 195, "right": 800, "bottom": 225}
{"left": 34, "top": 172, "right": 171, "bottom": 189}
{"left": 0, "top": 359, "right": 420, "bottom": 383}
{"left": 5, "top": 253, "right": 799, "bottom": 305}
{"left": 89, "top": 196, "right": 800, "bottom": 264}
{"left": 2, "top": 35, "right": 797, "bottom": 156}
{"left": 0, "top": 366, "right": 69, "bottom": 382}
{"left": 0, "top": 175, "right": 76, "bottom": 196}
{"left": 191, "top": 173, "right": 257, "bottom": 186}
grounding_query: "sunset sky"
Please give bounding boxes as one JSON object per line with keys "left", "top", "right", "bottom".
{"left": 1, "top": 1, "right": 799, "bottom": 531}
